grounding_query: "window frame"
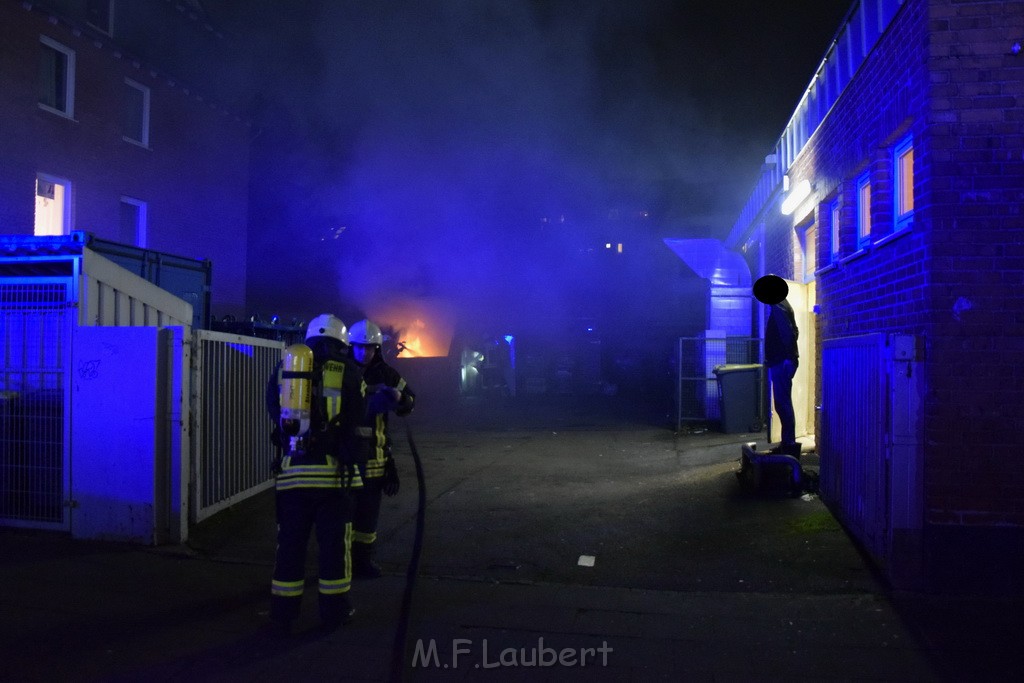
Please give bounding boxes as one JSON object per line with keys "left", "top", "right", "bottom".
{"left": 120, "top": 196, "right": 149, "bottom": 247}
{"left": 893, "top": 135, "right": 914, "bottom": 232}
{"left": 38, "top": 35, "right": 76, "bottom": 119}
{"left": 122, "top": 78, "right": 151, "bottom": 148}
{"left": 829, "top": 198, "right": 841, "bottom": 264}
{"left": 856, "top": 172, "right": 871, "bottom": 250}
{"left": 799, "top": 221, "right": 817, "bottom": 283}
{"left": 34, "top": 172, "right": 73, "bottom": 236}
{"left": 86, "top": 0, "right": 114, "bottom": 35}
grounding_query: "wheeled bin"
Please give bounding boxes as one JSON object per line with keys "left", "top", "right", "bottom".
{"left": 712, "top": 363, "right": 761, "bottom": 433}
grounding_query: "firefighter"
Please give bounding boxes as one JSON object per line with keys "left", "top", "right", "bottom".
{"left": 348, "top": 318, "right": 416, "bottom": 579}
{"left": 265, "top": 313, "right": 372, "bottom": 634}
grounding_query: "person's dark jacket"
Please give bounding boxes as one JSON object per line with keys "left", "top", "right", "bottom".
{"left": 764, "top": 299, "right": 799, "bottom": 366}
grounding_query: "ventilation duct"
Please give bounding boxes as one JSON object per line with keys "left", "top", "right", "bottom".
{"left": 663, "top": 238, "right": 752, "bottom": 336}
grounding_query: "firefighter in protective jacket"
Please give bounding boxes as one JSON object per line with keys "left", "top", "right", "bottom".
{"left": 348, "top": 319, "right": 416, "bottom": 578}
{"left": 265, "top": 313, "right": 372, "bottom": 633}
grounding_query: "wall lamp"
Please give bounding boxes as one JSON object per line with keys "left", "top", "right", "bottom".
{"left": 780, "top": 179, "right": 812, "bottom": 216}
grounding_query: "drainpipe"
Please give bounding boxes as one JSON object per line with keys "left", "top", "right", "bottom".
{"left": 758, "top": 220, "right": 766, "bottom": 357}
{"left": 758, "top": 221, "right": 770, "bottom": 439}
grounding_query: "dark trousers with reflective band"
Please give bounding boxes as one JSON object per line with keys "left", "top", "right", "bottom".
{"left": 352, "top": 476, "right": 383, "bottom": 546}
{"left": 271, "top": 487, "right": 352, "bottom": 623}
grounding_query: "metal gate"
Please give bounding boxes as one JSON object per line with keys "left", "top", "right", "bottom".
{"left": 0, "top": 279, "right": 73, "bottom": 529}
{"left": 820, "top": 333, "right": 888, "bottom": 559}
{"left": 191, "top": 330, "right": 282, "bottom": 523}
{"left": 675, "top": 336, "right": 763, "bottom": 431}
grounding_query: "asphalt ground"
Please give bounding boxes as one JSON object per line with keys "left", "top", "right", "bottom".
{"left": 1, "top": 394, "right": 1022, "bottom": 681}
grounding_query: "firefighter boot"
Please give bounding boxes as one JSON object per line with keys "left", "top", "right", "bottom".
{"left": 318, "top": 594, "right": 355, "bottom": 634}
{"left": 352, "top": 541, "right": 383, "bottom": 579}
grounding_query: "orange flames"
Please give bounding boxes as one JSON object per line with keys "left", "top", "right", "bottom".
{"left": 368, "top": 298, "right": 454, "bottom": 358}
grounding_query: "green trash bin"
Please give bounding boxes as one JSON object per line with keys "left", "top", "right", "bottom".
{"left": 712, "top": 364, "right": 761, "bottom": 434}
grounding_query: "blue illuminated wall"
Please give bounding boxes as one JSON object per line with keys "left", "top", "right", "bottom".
{"left": 727, "top": 0, "right": 1024, "bottom": 592}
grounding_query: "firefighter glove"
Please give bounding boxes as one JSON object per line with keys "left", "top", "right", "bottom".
{"left": 368, "top": 385, "right": 401, "bottom": 414}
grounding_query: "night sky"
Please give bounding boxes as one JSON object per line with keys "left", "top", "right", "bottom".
{"left": 199, "top": 0, "right": 854, "bottom": 336}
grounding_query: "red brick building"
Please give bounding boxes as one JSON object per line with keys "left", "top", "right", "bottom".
{"left": 0, "top": 0, "right": 251, "bottom": 318}
{"left": 727, "top": 0, "right": 1024, "bottom": 592}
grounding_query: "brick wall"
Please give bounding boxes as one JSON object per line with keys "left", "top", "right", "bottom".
{"left": 754, "top": 0, "right": 1024, "bottom": 533}
{"left": 0, "top": 1, "right": 251, "bottom": 317}
{"left": 923, "top": 0, "right": 1024, "bottom": 526}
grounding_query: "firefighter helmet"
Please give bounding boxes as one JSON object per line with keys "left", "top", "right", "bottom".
{"left": 349, "top": 319, "right": 383, "bottom": 346}
{"left": 306, "top": 313, "right": 349, "bottom": 343}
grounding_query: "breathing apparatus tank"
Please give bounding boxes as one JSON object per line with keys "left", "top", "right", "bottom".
{"left": 279, "top": 343, "right": 314, "bottom": 452}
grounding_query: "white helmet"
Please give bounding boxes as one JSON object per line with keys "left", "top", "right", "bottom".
{"left": 349, "top": 319, "right": 383, "bottom": 346}
{"left": 306, "top": 313, "right": 349, "bottom": 343}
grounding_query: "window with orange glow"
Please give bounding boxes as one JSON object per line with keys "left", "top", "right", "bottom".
{"left": 894, "top": 136, "right": 914, "bottom": 231}
{"left": 856, "top": 173, "right": 871, "bottom": 249}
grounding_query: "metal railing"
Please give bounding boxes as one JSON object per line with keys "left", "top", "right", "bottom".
{"left": 191, "top": 330, "right": 282, "bottom": 523}
{"left": 0, "top": 280, "right": 72, "bottom": 529}
{"left": 675, "top": 336, "right": 764, "bottom": 432}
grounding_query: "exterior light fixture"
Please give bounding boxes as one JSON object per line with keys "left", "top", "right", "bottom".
{"left": 780, "top": 179, "right": 811, "bottom": 216}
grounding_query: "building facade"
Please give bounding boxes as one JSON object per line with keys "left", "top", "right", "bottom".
{"left": 727, "top": 0, "right": 1024, "bottom": 592}
{"left": 0, "top": 0, "right": 251, "bottom": 318}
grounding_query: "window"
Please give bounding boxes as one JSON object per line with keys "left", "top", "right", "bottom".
{"left": 122, "top": 78, "right": 151, "bottom": 147}
{"left": 856, "top": 172, "right": 871, "bottom": 249}
{"left": 38, "top": 36, "right": 75, "bottom": 118}
{"left": 86, "top": 0, "right": 113, "bottom": 35}
{"left": 829, "top": 199, "right": 841, "bottom": 263}
{"left": 800, "top": 223, "right": 817, "bottom": 282}
{"left": 894, "top": 136, "right": 914, "bottom": 231}
{"left": 34, "top": 173, "right": 72, "bottom": 236}
{"left": 120, "top": 197, "right": 148, "bottom": 247}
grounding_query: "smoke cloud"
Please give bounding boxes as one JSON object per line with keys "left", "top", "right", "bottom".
{"left": 209, "top": 0, "right": 851, "bottom": 345}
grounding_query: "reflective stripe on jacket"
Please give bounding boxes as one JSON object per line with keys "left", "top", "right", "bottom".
{"left": 275, "top": 454, "right": 364, "bottom": 491}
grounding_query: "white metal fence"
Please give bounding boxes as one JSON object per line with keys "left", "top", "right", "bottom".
{"left": 190, "top": 330, "right": 282, "bottom": 523}
{"left": 2, "top": 246, "right": 284, "bottom": 539}
{"left": 0, "top": 280, "right": 72, "bottom": 529}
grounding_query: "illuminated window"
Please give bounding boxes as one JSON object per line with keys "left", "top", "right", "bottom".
{"left": 38, "top": 36, "right": 75, "bottom": 118}
{"left": 856, "top": 172, "right": 871, "bottom": 249}
{"left": 894, "top": 136, "right": 914, "bottom": 231}
{"left": 122, "top": 78, "right": 150, "bottom": 147}
{"left": 829, "top": 199, "right": 841, "bottom": 263}
{"left": 34, "top": 173, "right": 71, "bottom": 236}
{"left": 86, "top": 0, "right": 113, "bottom": 35}
{"left": 120, "top": 197, "right": 148, "bottom": 246}
{"left": 800, "top": 223, "right": 817, "bottom": 282}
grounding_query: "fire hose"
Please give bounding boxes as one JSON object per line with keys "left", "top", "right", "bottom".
{"left": 388, "top": 419, "right": 426, "bottom": 683}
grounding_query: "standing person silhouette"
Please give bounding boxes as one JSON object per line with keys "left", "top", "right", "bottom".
{"left": 753, "top": 274, "right": 800, "bottom": 457}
